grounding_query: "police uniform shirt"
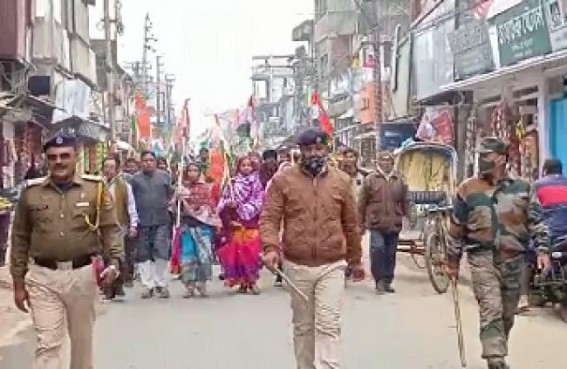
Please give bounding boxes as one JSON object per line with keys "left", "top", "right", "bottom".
{"left": 10, "top": 174, "right": 123, "bottom": 281}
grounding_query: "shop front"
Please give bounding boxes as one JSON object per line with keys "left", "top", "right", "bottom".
{"left": 440, "top": 0, "right": 567, "bottom": 179}
{"left": 548, "top": 82, "right": 567, "bottom": 167}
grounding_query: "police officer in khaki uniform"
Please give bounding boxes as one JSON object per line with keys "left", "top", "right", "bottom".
{"left": 10, "top": 131, "right": 123, "bottom": 369}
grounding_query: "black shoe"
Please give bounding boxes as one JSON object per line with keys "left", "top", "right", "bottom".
{"left": 384, "top": 283, "right": 396, "bottom": 293}
{"left": 102, "top": 286, "right": 116, "bottom": 301}
{"left": 487, "top": 358, "right": 509, "bottom": 369}
{"left": 115, "top": 284, "right": 125, "bottom": 297}
{"left": 375, "top": 281, "right": 386, "bottom": 295}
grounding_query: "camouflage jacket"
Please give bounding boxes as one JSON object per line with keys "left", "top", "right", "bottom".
{"left": 447, "top": 175, "right": 550, "bottom": 262}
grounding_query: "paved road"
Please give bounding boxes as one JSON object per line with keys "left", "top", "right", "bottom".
{"left": 2, "top": 255, "right": 567, "bottom": 369}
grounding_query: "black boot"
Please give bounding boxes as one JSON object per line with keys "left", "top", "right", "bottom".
{"left": 384, "top": 283, "right": 396, "bottom": 293}
{"left": 487, "top": 358, "right": 509, "bottom": 369}
{"left": 375, "top": 281, "right": 386, "bottom": 295}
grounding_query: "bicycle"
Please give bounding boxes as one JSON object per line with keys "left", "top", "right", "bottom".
{"left": 423, "top": 204, "right": 453, "bottom": 294}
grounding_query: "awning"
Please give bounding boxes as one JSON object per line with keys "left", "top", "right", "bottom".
{"left": 116, "top": 140, "right": 134, "bottom": 151}
{"left": 440, "top": 49, "right": 567, "bottom": 92}
{"left": 51, "top": 116, "right": 110, "bottom": 142}
{"left": 338, "top": 108, "right": 354, "bottom": 120}
{"left": 352, "top": 131, "right": 376, "bottom": 140}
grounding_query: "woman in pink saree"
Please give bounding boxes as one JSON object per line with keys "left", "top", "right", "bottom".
{"left": 216, "top": 156, "right": 264, "bottom": 294}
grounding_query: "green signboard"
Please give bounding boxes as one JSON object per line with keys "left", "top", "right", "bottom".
{"left": 491, "top": 0, "right": 552, "bottom": 66}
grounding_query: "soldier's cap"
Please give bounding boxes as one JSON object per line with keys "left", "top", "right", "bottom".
{"left": 43, "top": 131, "right": 77, "bottom": 152}
{"left": 296, "top": 127, "right": 328, "bottom": 146}
{"left": 476, "top": 136, "right": 508, "bottom": 155}
{"left": 262, "top": 149, "right": 278, "bottom": 161}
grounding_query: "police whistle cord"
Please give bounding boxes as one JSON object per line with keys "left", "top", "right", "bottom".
{"left": 451, "top": 278, "right": 467, "bottom": 367}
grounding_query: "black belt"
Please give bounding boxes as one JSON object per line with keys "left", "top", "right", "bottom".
{"left": 34, "top": 254, "right": 95, "bottom": 270}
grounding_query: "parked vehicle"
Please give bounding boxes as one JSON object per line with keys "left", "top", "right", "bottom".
{"left": 395, "top": 141, "right": 458, "bottom": 293}
{"left": 528, "top": 236, "right": 567, "bottom": 322}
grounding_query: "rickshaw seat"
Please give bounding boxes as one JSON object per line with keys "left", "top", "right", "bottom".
{"left": 408, "top": 190, "right": 447, "bottom": 205}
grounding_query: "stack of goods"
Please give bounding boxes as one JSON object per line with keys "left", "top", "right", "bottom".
{"left": 88, "top": 146, "right": 97, "bottom": 173}
{"left": 0, "top": 197, "right": 13, "bottom": 212}
{"left": 491, "top": 100, "right": 520, "bottom": 177}
{"left": 95, "top": 142, "right": 108, "bottom": 173}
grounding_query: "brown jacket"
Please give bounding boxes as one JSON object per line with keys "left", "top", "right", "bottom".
{"left": 260, "top": 166, "right": 362, "bottom": 267}
{"left": 358, "top": 171, "right": 408, "bottom": 233}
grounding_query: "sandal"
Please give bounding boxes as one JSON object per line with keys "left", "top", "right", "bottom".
{"left": 183, "top": 289, "right": 195, "bottom": 299}
{"left": 250, "top": 284, "right": 261, "bottom": 295}
{"left": 237, "top": 285, "right": 247, "bottom": 294}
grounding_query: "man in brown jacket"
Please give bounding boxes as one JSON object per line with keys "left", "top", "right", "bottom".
{"left": 261, "top": 128, "right": 364, "bottom": 369}
{"left": 358, "top": 151, "right": 408, "bottom": 294}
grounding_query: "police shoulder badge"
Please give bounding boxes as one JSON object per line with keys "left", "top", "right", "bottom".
{"left": 25, "top": 177, "right": 47, "bottom": 187}
{"left": 81, "top": 174, "right": 103, "bottom": 182}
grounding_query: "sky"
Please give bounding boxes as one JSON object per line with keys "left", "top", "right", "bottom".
{"left": 91, "top": 0, "right": 313, "bottom": 136}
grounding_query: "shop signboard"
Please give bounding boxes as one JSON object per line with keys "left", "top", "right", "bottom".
{"left": 412, "top": 0, "right": 456, "bottom": 100}
{"left": 490, "top": 0, "right": 552, "bottom": 66}
{"left": 448, "top": 20, "right": 495, "bottom": 80}
{"left": 543, "top": 0, "right": 567, "bottom": 51}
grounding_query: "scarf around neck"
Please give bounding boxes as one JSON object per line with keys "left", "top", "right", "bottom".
{"left": 218, "top": 171, "right": 263, "bottom": 221}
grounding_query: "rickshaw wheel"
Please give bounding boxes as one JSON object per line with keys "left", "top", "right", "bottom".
{"left": 424, "top": 232, "right": 450, "bottom": 294}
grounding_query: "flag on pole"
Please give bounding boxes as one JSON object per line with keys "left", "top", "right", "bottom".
{"left": 246, "top": 96, "right": 261, "bottom": 150}
{"left": 180, "top": 98, "right": 191, "bottom": 139}
{"left": 310, "top": 90, "right": 333, "bottom": 136}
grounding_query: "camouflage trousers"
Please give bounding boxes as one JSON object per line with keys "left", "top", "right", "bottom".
{"left": 468, "top": 250, "right": 522, "bottom": 360}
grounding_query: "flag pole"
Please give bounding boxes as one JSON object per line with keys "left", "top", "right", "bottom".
{"left": 176, "top": 140, "right": 184, "bottom": 228}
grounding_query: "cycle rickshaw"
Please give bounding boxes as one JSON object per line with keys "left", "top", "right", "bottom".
{"left": 395, "top": 141, "right": 458, "bottom": 293}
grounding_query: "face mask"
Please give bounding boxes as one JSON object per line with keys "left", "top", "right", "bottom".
{"left": 478, "top": 154, "right": 507, "bottom": 176}
{"left": 301, "top": 154, "right": 326, "bottom": 176}
{"left": 477, "top": 156, "right": 496, "bottom": 174}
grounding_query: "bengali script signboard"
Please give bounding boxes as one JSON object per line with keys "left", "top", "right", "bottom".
{"left": 544, "top": 0, "right": 567, "bottom": 51}
{"left": 491, "top": 0, "right": 552, "bottom": 66}
{"left": 448, "top": 20, "right": 495, "bottom": 80}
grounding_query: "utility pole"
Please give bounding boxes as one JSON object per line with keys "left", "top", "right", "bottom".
{"left": 165, "top": 74, "right": 175, "bottom": 127}
{"left": 104, "top": 0, "right": 116, "bottom": 141}
{"left": 155, "top": 55, "right": 163, "bottom": 127}
{"left": 372, "top": 0, "right": 383, "bottom": 153}
{"left": 354, "top": 0, "right": 382, "bottom": 152}
{"left": 142, "top": 14, "right": 156, "bottom": 97}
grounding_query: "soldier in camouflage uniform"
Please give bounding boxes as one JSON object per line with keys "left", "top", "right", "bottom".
{"left": 446, "top": 137, "right": 551, "bottom": 369}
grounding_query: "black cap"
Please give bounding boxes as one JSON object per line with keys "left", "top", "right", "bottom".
{"left": 262, "top": 149, "right": 278, "bottom": 161}
{"left": 43, "top": 131, "right": 77, "bottom": 152}
{"left": 296, "top": 127, "right": 328, "bottom": 146}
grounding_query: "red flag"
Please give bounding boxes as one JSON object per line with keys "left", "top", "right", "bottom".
{"left": 310, "top": 90, "right": 333, "bottom": 136}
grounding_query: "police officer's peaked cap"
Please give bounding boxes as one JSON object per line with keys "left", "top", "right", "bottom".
{"left": 43, "top": 131, "right": 77, "bottom": 152}
{"left": 296, "top": 127, "right": 328, "bottom": 146}
{"left": 476, "top": 136, "right": 508, "bottom": 155}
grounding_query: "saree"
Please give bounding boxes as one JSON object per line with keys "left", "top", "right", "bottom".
{"left": 216, "top": 166, "right": 264, "bottom": 287}
{"left": 179, "top": 225, "right": 214, "bottom": 284}
{"left": 170, "top": 179, "right": 220, "bottom": 278}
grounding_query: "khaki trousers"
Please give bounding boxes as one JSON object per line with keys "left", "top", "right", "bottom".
{"left": 26, "top": 263, "right": 98, "bottom": 369}
{"left": 283, "top": 260, "right": 347, "bottom": 369}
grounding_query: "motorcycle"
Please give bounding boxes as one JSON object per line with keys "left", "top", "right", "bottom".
{"left": 527, "top": 236, "right": 567, "bottom": 322}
